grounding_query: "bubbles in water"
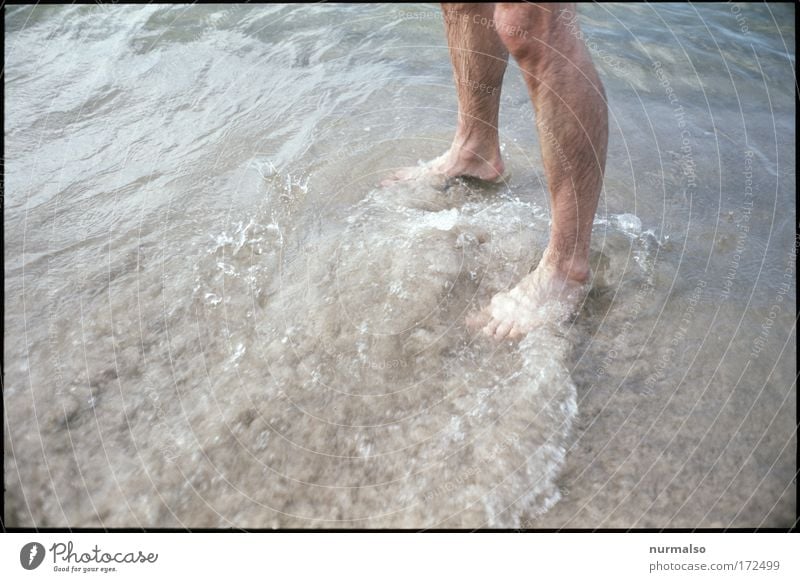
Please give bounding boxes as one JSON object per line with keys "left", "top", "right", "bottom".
{"left": 198, "top": 180, "right": 581, "bottom": 527}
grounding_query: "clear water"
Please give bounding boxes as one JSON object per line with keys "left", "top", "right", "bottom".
{"left": 4, "top": 3, "right": 795, "bottom": 528}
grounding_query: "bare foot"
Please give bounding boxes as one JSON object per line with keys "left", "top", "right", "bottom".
{"left": 467, "top": 259, "right": 590, "bottom": 341}
{"left": 380, "top": 146, "right": 506, "bottom": 187}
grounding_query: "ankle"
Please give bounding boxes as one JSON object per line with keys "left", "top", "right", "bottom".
{"left": 446, "top": 139, "right": 504, "bottom": 177}
{"left": 451, "top": 131, "right": 499, "bottom": 158}
{"left": 540, "top": 249, "right": 590, "bottom": 284}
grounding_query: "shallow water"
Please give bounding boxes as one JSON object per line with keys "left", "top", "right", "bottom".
{"left": 4, "top": 3, "right": 795, "bottom": 528}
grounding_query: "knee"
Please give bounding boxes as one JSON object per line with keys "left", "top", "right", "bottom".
{"left": 441, "top": 3, "right": 475, "bottom": 14}
{"left": 493, "top": 3, "right": 575, "bottom": 61}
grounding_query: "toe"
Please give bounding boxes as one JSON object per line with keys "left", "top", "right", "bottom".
{"left": 380, "top": 168, "right": 412, "bottom": 187}
{"left": 508, "top": 326, "right": 524, "bottom": 341}
{"left": 465, "top": 309, "right": 490, "bottom": 333}
{"left": 493, "top": 319, "right": 513, "bottom": 340}
{"left": 483, "top": 317, "right": 501, "bottom": 337}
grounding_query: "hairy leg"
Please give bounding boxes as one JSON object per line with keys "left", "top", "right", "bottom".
{"left": 383, "top": 3, "right": 509, "bottom": 185}
{"left": 471, "top": 2, "right": 608, "bottom": 340}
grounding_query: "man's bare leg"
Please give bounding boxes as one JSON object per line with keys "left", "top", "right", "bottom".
{"left": 470, "top": 3, "right": 608, "bottom": 340}
{"left": 382, "top": 3, "right": 509, "bottom": 185}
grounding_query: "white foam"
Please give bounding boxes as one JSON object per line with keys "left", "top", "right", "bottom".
{"left": 416, "top": 208, "right": 459, "bottom": 231}
{"left": 182, "top": 182, "right": 663, "bottom": 528}
{"left": 236, "top": 183, "right": 578, "bottom": 527}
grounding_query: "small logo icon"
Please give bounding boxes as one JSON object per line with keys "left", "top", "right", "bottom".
{"left": 20, "top": 542, "right": 46, "bottom": 570}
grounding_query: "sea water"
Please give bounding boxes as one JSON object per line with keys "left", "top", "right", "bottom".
{"left": 4, "top": 3, "right": 795, "bottom": 527}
